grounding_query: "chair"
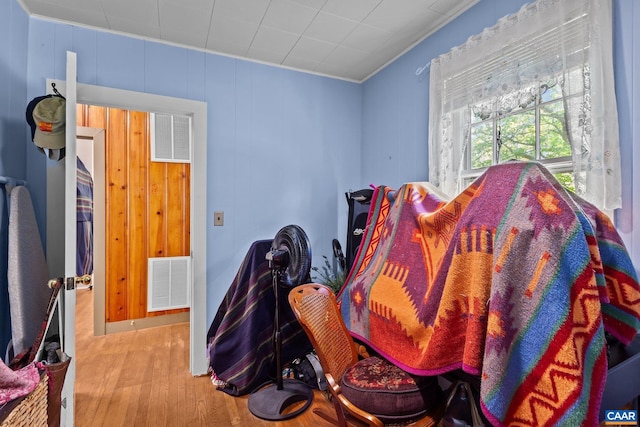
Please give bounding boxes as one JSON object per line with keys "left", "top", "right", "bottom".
{"left": 288, "top": 283, "right": 443, "bottom": 427}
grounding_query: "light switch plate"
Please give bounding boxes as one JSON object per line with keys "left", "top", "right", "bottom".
{"left": 214, "top": 211, "right": 224, "bottom": 226}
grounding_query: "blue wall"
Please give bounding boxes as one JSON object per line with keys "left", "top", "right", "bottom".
{"left": 612, "top": 0, "right": 640, "bottom": 260}
{"left": 0, "top": 0, "right": 28, "bottom": 360}
{"left": 0, "top": 0, "right": 28, "bottom": 179}
{"left": 361, "top": 0, "right": 640, "bottom": 267}
{"left": 361, "top": 0, "right": 528, "bottom": 189}
{"left": 2, "top": 0, "right": 639, "bottom": 327}
{"left": 18, "top": 16, "right": 362, "bottom": 325}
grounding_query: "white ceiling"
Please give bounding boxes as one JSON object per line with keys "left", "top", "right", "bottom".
{"left": 18, "top": 0, "right": 478, "bottom": 82}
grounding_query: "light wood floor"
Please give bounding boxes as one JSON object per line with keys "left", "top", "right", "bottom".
{"left": 74, "top": 289, "right": 337, "bottom": 427}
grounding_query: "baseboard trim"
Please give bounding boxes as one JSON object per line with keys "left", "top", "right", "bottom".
{"left": 105, "top": 312, "right": 190, "bottom": 334}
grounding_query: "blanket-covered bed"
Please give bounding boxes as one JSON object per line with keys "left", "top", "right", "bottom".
{"left": 337, "top": 161, "right": 640, "bottom": 426}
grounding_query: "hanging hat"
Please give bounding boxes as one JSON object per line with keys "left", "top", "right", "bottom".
{"left": 31, "top": 96, "right": 66, "bottom": 150}
{"left": 25, "top": 94, "right": 52, "bottom": 141}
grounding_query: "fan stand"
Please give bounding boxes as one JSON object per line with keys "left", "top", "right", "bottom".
{"left": 247, "top": 250, "right": 313, "bottom": 421}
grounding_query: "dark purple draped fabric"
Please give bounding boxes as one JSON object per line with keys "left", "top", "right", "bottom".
{"left": 206, "top": 240, "right": 312, "bottom": 395}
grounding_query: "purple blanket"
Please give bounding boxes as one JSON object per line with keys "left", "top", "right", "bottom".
{"left": 206, "top": 240, "right": 312, "bottom": 395}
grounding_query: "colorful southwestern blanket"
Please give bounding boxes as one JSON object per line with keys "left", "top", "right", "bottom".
{"left": 338, "top": 161, "right": 640, "bottom": 427}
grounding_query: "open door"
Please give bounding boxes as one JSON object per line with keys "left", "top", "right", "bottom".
{"left": 45, "top": 50, "right": 78, "bottom": 427}
{"left": 45, "top": 51, "right": 77, "bottom": 426}
{"left": 60, "top": 49, "right": 78, "bottom": 427}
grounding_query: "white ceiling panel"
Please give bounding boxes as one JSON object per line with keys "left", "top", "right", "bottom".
{"left": 28, "top": 0, "right": 102, "bottom": 12}
{"left": 282, "top": 55, "right": 322, "bottom": 71}
{"left": 250, "top": 26, "right": 300, "bottom": 56}
{"left": 27, "top": 2, "right": 110, "bottom": 29}
{"left": 161, "top": 28, "right": 208, "bottom": 50}
{"left": 341, "top": 24, "right": 393, "bottom": 52}
{"left": 288, "top": 36, "right": 336, "bottom": 62}
{"left": 321, "top": 0, "right": 382, "bottom": 23}
{"left": 262, "top": 0, "right": 319, "bottom": 34}
{"left": 206, "top": 17, "right": 258, "bottom": 55}
{"left": 364, "top": 0, "right": 438, "bottom": 32}
{"left": 107, "top": 16, "right": 161, "bottom": 40}
{"left": 212, "top": 0, "right": 270, "bottom": 24}
{"left": 289, "top": 0, "right": 327, "bottom": 9}
{"left": 398, "top": 9, "right": 450, "bottom": 46}
{"left": 431, "top": 0, "right": 476, "bottom": 16}
{"left": 20, "top": 0, "right": 478, "bottom": 82}
{"left": 100, "top": 0, "right": 159, "bottom": 24}
{"left": 322, "top": 44, "right": 370, "bottom": 67}
{"left": 303, "top": 11, "right": 359, "bottom": 44}
{"left": 355, "top": 53, "right": 393, "bottom": 77}
{"left": 159, "top": 1, "right": 213, "bottom": 43}
{"left": 246, "top": 45, "right": 288, "bottom": 64}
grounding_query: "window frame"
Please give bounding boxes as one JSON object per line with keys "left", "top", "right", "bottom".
{"left": 427, "top": 0, "right": 621, "bottom": 210}
{"left": 460, "top": 82, "right": 581, "bottom": 188}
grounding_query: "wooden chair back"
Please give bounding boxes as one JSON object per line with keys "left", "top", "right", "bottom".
{"left": 288, "top": 283, "right": 359, "bottom": 387}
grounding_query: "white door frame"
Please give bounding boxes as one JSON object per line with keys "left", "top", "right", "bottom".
{"left": 77, "top": 127, "right": 106, "bottom": 337}
{"left": 46, "top": 79, "right": 208, "bottom": 376}
{"left": 42, "top": 53, "right": 78, "bottom": 427}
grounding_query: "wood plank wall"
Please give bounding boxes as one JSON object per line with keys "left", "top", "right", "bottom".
{"left": 77, "top": 104, "right": 190, "bottom": 323}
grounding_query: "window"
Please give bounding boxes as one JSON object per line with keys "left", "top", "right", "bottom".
{"left": 428, "top": 0, "right": 621, "bottom": 211}
{"left": 464, "top": 80, "right": 574, "bottom": 190}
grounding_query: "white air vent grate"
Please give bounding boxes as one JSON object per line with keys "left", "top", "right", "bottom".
{"left": 151, "top": 113, "right": 192, "bottom": 163}
{"left": 148, "top": 256, "right": 191, "bottom": 312}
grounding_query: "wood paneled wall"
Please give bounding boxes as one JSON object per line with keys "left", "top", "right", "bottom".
{"left": 77, "top": 105, "right": 190, "bottom": 323}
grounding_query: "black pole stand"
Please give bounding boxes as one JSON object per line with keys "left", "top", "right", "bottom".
{"left": 247, "top": 251, "right": 313, "bottom": 421}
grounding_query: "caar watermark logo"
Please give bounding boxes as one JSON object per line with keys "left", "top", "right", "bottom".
{"left": 604, "top": 410, "right": 638, "bottom": 425}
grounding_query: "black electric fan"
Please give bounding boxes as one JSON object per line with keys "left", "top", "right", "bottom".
{"left": 247, "top": 225, "right": 314, "bottom": 420}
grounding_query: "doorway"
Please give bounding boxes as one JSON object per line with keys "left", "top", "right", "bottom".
{"left": 76, "top": 105, "right": 192, "bottom": 334}
{"left": 46, "top": 80, "right": 208, "bottom": 376}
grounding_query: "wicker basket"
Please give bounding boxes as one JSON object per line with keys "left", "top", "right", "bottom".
{"left": 0, "top": 373, "right": 48, "bottom": 427}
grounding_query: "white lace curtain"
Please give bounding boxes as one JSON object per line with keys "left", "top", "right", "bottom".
{"left": 428, "top": 0, "right": 620, "bottom": 210}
